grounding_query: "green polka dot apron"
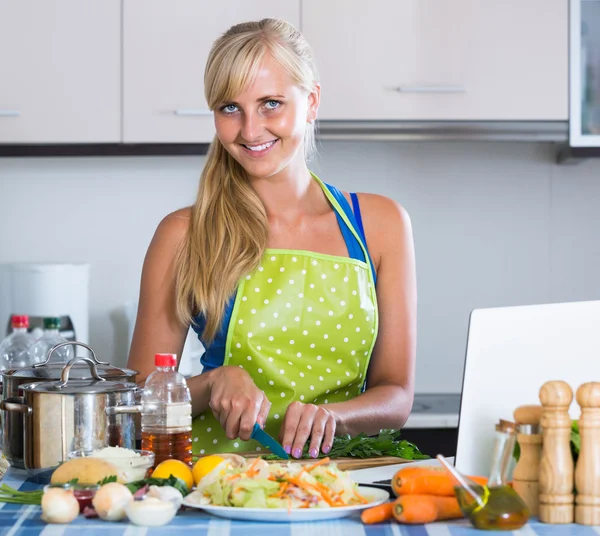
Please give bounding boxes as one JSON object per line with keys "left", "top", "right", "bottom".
{"left": 192, "top": 176, "right": 378, "bottom": 455}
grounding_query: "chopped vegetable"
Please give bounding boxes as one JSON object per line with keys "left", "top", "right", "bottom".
{"left": 264, "top": 429, "right": 429, "bottom": 460}
{"left": 393, "top": 494, "right": 463, "bottom": 524}
{"left": 360, "top": 501, "right": 395, "bottom": 524}
{"left": 186, "top": 457, "right": 368, "bottom": 509}
{"left": 392, "top": 466, "right": 488, "bottom": 497}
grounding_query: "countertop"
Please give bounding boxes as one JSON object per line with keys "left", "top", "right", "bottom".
{"left": 0, "top": 463, "right": 596, "bottom": 535}
{"left": 403, "top": 393, "right": 461, "bottom": 429}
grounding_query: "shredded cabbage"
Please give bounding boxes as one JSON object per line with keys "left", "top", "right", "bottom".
{"left": 192, "top": 457, "right": 368, "bottom": 509}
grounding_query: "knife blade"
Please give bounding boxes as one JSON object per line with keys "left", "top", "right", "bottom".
{"left": 251, "top": 423, "right": 289, "bottom": 460}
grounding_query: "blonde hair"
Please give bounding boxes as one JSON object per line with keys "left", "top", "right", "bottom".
{"left": 175, "top": 19, "right": 319, "bottom": 343}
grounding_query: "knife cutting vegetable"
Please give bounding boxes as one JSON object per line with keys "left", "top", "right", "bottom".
{"left": 263, "top": 429, "right": 429, "bottom": 460}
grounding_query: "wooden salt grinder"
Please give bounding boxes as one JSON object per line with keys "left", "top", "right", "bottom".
{"left": 539, "top": 380, "right": 574, "bottom": 524}
{"left": 512, "top": 404, "right": 543, "bottom": 516}
{"left": 575, "top": 382, "right": 600, "bottom": 525}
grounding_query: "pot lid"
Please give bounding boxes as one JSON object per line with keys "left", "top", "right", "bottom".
{"left": 20, "top": 379, "right": 138, "bottom": 395}
{"left": 4, "top": 363, "right": 138, "bottom": 381}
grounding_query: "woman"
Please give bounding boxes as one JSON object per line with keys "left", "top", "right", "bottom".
{"left": 128, "top": 19, "right": 416, "bottom": 459}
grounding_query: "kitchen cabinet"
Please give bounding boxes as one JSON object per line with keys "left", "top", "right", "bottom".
{"left": 302, "top": 0, "right": 568, "bottom": 121}
{"left": 0, "top": 0, "right": 120, "bottom": 143}
{"left": 569, "top": 0, "right": 600, "bottom": 149}
{"left": 123, "top": 0, "right": 300, "bottom": 143}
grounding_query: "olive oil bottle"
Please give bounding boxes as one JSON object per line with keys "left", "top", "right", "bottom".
{"left": 439, "top": 420, "right": 530, "bottom": 530}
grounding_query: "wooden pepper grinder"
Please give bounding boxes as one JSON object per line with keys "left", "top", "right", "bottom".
{"left": 575, "top": 382, "right": 600, "bottom": 525}
{"left": 539, "top": 380, "right": 574, "bottom": 524}
{"left": 512, "top": 404, "right": 543, "bottom": 516}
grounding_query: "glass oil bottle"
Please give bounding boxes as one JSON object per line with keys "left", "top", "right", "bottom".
{"left": 452, "top": 420, "right": 531, "bottom": 530}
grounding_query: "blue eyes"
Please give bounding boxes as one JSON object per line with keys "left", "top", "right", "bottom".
{"left": 219, "top": 100, "right": 281, "bottom": 114}
{"left": 264, "top": 100, "right": 280, "bottom": 110}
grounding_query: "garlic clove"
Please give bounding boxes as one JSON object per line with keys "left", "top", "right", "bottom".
{"left": 92, "top": 482, "right": 133, "bottom": 521}
{"left": 125, "top": 497, "right": 178, "bottom": 526}
{"left": 147, "top": 485, "right": 183, "bottom": 509}
{"left": 41, "top": 488, "right": 80, "bottom": 524}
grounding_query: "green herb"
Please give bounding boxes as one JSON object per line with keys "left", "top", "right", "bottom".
{"left": 571, "top": 419, "right": 580, "bottom": 462}
{"left": 0, "top": 484, "right": 43, "bottom": 505}
{"left": 97, "top": 475, "right": 117, "bottom": 486}
{"left": 264, "top": 429, "right": 430, "bottom": 461}
{"left": 126, "top": 475, "right": 189, "bottom": 496}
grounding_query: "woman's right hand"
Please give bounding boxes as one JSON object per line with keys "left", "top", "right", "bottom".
{"left": 207, "top": 366, "right": 271, "bottom": 441}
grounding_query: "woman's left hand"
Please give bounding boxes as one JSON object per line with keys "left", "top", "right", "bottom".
{"left": 279, "top": 401, "right": 336, "bottom": 459}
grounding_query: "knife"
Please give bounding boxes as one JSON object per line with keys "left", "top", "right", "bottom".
{"left": 251, "top": 423, "right": 289, "bottom": 460}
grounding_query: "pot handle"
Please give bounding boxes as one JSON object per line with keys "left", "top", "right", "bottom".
{"left": 105, "top": 404, "right": 142, "bottom": 416}
{"left": 54, "top": 356, "right": 106, "bottom": 389}
{"left": 33, "top": 341, "right": 110, "bottom": 368}
{"left": 0, "top": 400, "right": 32, "bottom": 415}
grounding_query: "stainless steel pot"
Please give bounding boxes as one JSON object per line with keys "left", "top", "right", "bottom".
{"left": 1, "top": 341, "right": 138, "bottom": 469}
{"left": 1, "top": 355, "right": 139, "bottom": 471}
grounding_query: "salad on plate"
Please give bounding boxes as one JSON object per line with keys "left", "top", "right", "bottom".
{"left": 185, "top": 457, "right": 370, "bottom": 509}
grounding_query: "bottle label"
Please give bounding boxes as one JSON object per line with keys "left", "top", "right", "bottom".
{"left": 166, "top": 402, "right": 192, "bottom": 428}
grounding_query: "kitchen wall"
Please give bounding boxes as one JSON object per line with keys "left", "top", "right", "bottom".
{"left": 1, "top": 141, "right": 600, "bottom": 393}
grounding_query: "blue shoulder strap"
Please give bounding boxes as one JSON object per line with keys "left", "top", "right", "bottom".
{"left": 324, "top": 183, "right": 377, "bottom": 285}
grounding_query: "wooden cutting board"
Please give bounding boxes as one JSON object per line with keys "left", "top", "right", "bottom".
{"left": 239, "top": 452, "right": 412, "bottom": 471}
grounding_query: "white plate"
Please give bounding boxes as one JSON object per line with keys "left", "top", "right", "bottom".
{"left": 182, "top": 485, "right": 389, "bottom": 522}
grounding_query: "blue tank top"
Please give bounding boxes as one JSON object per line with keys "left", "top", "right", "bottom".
{"left": 191, "top": 184, "right": 375, "bottom": 371}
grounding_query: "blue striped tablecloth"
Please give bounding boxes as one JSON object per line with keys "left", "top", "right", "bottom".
{"left": 0, "top": 468, "right": 597, "bottom": 536}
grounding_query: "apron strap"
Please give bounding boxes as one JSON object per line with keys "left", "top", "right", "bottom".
{"left": 324, "top": 183, "right": 377, "bottom": 285}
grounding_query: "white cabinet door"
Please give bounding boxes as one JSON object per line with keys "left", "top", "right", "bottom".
{"left": 123, "top": 1, "right": 300, "bottom": 143}
{"left": 303, "top": 0, "right": 567, "bottom": 121}
{"left": 0, "top": 0, "right": 120, "bottom": 143}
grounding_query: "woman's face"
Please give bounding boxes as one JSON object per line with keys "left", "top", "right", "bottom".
{"left": 214, "top": 54, "right": 319, "bottom": 180}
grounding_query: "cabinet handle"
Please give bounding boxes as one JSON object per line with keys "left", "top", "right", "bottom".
{"left": 0, "top": 110, "right": 20, "bottom": 117}
{"left": 174, "top": 109, "right": 213, "bottom": 116}
{"left": 392, "top": 85, "right": 466, "bottom": 94}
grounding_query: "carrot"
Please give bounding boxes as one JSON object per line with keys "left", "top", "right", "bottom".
{"left": 361, "top": 501, "right": 395, "bottom": 524}
{"left": 245, "top": 458, "right": 262, "bottom": 477}
{"left": 392, "top": 467, "right": 488, "bottom": 497}
{"left": 353, "top": 489, "right": 369, "bottom": 504}
{"left": 393, "top": 494, "right": 463, "bottom": 524}
{"left": 305, "top": 457, "right": 331, "bottom": 472}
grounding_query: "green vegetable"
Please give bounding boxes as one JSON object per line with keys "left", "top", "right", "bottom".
{"left": 0, "top": 484, "right": 43, "bottom": 505}
{"left": 97, "top": 475, "right": 117, "bottom": 486}
{"left": 264, "top": 429, "right": 429, "bottom": 461}
{"left": 125, "top": 475, "right": 189, "bottom": 496}
{"left": 571, "top": 419, "right": 580, "bottom": 462}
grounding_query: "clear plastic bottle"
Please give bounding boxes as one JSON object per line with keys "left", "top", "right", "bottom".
{"left": 0, "top": 315, "right": 37, "bottom": 371}
{"left": 30, "top": 317, "right": 73, "bottom": 364}
{"left": 141, "top": 353, "right": 192, "bottom": 467}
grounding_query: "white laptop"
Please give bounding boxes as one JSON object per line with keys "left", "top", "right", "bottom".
{"left": 455, "top": 300, "right": 600, "bottom": 476}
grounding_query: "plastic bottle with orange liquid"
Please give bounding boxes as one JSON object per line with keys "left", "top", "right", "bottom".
{"left": 141, "top": 353, "right": 192, "bottom": 467}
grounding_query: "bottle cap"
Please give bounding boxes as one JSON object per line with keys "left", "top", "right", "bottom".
{"left": 155, "top": 353, "right": 177, "bottom": 367}
{"left": 43, "top": 317, "right": 61, "bottom": 330}
{"left": 11, "top": 315, "right": 29, "bottom": 328}
{"left": 496, "top": 419, "right": 518, "bottom": 435}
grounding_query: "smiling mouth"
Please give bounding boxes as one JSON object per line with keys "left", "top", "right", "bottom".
{"left": 241, "top": 139, "right": 278, "bottom": 152}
